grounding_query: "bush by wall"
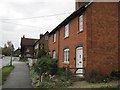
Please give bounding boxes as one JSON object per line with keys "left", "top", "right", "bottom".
{"left": 87, "top": 70, "right": 112, "bottom": 83}
{"left": 34, "top": 56, "right": 58, "bottom": 76}
{"left": 110, "top": 71, "right": 120, "bottom": 80}
{"left": 37, "top": 49, "right": 47, "bottom": 58}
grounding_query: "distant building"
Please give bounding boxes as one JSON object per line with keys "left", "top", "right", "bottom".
{"left": 14, "top": 48, "right": 21, "bottom": 57}
{"left": 20, "top": 35, "right": 38, "bottom": 58}
{"left": 33, "top": 31, "right": 49, "bottom": 58}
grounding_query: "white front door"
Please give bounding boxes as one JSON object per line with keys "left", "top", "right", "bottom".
{"left": 76, "top": 47, "right": 83, "bottom": 77}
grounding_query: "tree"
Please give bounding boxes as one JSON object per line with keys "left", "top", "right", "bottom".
{"left": 34, "top": 56, "right": 58, "bottom": 82}
{"left": 2, "top": 41, "right": 14, "bottom": 56}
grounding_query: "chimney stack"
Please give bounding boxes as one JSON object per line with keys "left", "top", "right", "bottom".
{"left": 75, "top": 0, "right": 81, "bottom": 10}
{"left": 40, "top": 34, "right": 43, "bottom": 39}
{"left": 23, "top": 35, "right": 25, "bottom": 38}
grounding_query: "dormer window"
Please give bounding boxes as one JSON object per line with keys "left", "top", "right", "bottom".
{"left": 64, "top": 24, "right": 69, "bottom": 38}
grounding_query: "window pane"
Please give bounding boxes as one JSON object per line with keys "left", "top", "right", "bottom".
{"left": 64, "top": 24, "right": 69, "bottom": 37}
{"left": 64, "top": 49, "right": 69, "bottom": 63}
{"left": 67, "top": 51, "right": 69, "bottom": 62}
{"left": 64, "top": 50, "right": 66, "bottom": 62}
{"left": 79, "top": 15, "right": 83, "bottom": 32}
{"left": 53, "top": 33, "right": 56, "bottom": 42}
{"left": 53, "top": 51, "right": 56, "bottom": 59}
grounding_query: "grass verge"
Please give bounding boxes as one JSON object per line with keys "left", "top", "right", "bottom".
{"left": 2, "top": 65, "right": 14, "bottom": 84}
{"left": 0, "top": 69, "right": 2, "bottom": 85}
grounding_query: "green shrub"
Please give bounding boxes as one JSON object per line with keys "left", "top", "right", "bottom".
{"left": 34, "top": 56, "right": 58, "bottom": 75}
{"left": 87, "top": 70, "right": 112, "bottom": 83}
{"left": 56, "top": 67, "right": 74, "bottom": 82}
{"left": 37, "top": 49, "right": 47, "bottom": 58}
{"left": 38, "top": 81, "right": 72, "bottom": 88}
{"left": 57, "top": 68, "right": 66, "bottom": 76}
{"left": 110, "top": 71, "right": 120, "bottom": 79}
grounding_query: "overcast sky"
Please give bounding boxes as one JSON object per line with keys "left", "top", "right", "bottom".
{"left": 0, "top": 0, "right": 75, "bottom": 49}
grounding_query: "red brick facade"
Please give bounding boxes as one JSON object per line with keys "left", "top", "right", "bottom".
{"left": 49, "top": 2, "right": 119, "bottom": 78}
{"left": 86, "top": 2, "right": 119, "bottom": 77}
{"left": 118, "top": 2, "right": 119, "bottom": 70}
{"left": 49, "top": 30, "right": 59, "bottom": 58}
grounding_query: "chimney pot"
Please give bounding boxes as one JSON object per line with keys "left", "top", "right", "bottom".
{"left": 23, "top": 35, "right": 25, "bottom": 38}
{"left": 40, "top": 34, "right": 43, "bottom": 39}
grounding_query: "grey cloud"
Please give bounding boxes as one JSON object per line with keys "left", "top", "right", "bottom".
{"left": 0, "top": 0, "right": 75, "bottom": 49}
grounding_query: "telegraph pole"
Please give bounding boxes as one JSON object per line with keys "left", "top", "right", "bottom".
{"left": 10, "top": 48, "right": 12, "bottom": 66}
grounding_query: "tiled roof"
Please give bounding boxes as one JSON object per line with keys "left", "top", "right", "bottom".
{"left": 21, "top": 38, "right": 38, "bottom": 46}
{"left": 33, "top": 31, "right": 49, "bottom": 46}
{"left": 49, "top": 2, "right": 91, "bottom": 35}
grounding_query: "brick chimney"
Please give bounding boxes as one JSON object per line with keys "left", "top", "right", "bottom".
{"left": 40, "top": 34, "right": 43, "bottom": 39}
{"left": 23, "top": 35, "right": 25, "bottom": 38}
{"left": 75, "top": 0, "right": 81, "bottom": 10}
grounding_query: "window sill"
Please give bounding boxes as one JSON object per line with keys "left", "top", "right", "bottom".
{"left": 63, "top": 61, "right": 69, "bottom": 65}
{"left": 64, "top": 36, "right": 69, "bottom": 39}
{"left": 53, "top": 42, "right": 56, "bottom": 44}
{"left": 77, "top": 30, "right": 83, "bottom": 34}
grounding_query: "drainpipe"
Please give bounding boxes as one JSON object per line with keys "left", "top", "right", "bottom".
{"left": 58, "top": 30, "right": 60, "bottom": 67}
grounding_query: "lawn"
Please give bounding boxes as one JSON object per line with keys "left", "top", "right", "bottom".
{"left": 0, "top": 69, "right": 2, "bottom": 85}
{"left": 2, "top": 65, "right": 14, "bottom": 84}
{"left": 68, "top": 80, "right": 120, "bottom": 88}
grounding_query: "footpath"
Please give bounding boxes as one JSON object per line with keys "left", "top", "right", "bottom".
{"left": 3, "top": 60, "right": 32, "bottom": 88}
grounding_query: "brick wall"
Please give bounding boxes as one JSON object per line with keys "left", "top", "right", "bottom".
{"left": 86, "top": 2, "right": 119, "bottom": 77}
{"left": 118, "top": 2, "right": 120, "bottom": 71}
{"left": 58, "top": 16, "right": 87, "bottom": 71}
{"left": 38, "top": 33, "right": 49, "bottom": 51}
{"left": 49, "top": 30, "right": 59, "bottom": 58}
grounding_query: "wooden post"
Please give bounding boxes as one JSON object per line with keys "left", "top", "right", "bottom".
{"left": 40, "top": 75, "right": 43, "bottom": 82}
{"left": 66, "top": 65, "right": 69, "bottom": 81}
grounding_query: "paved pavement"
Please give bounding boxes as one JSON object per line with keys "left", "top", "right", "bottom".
{"left": 3, "top": 61, "right": 33, "bottom": 88}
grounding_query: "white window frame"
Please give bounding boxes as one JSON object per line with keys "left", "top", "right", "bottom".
{"left": 35, "top": 44, "right": 39, "bottom": 49}
{"left": 79, "top": 15, "right": 83, "bottom": 32}
{"left": 64, "top": 24, "right": 69, "bottom": 38}
{"left": 52, "top": 50, "right": 56, "bottom": 59}
{"left": 53, "top": 33, "right": 56, "bottom": 43}
{"left": 64, "top": 48, "right": 69, "bottom": 64}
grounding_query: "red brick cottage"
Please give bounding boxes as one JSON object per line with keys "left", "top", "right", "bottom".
{"left": 49, "top": 2, "right": 119, "bottom": 78}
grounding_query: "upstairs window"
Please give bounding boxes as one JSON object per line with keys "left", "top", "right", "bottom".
{"left": 64, "top": 24, "right": 69, "bottom": 38}
{"left": 40, "top": 44, "right": 44, "bottom": 49}
{"left": 64, "top": 48, "right": 69, "bottom": 64}
{"left": 45, "top": 36, "right": 48, "bottom": 40}
{"left": 52, "top": 50, "right": 56, "bottom": 59}
{"left": 79, "top": 15, "right": 83, "bottom": 32}
{"left": 53, "top": 33, "right": 56, "bottom": 43}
